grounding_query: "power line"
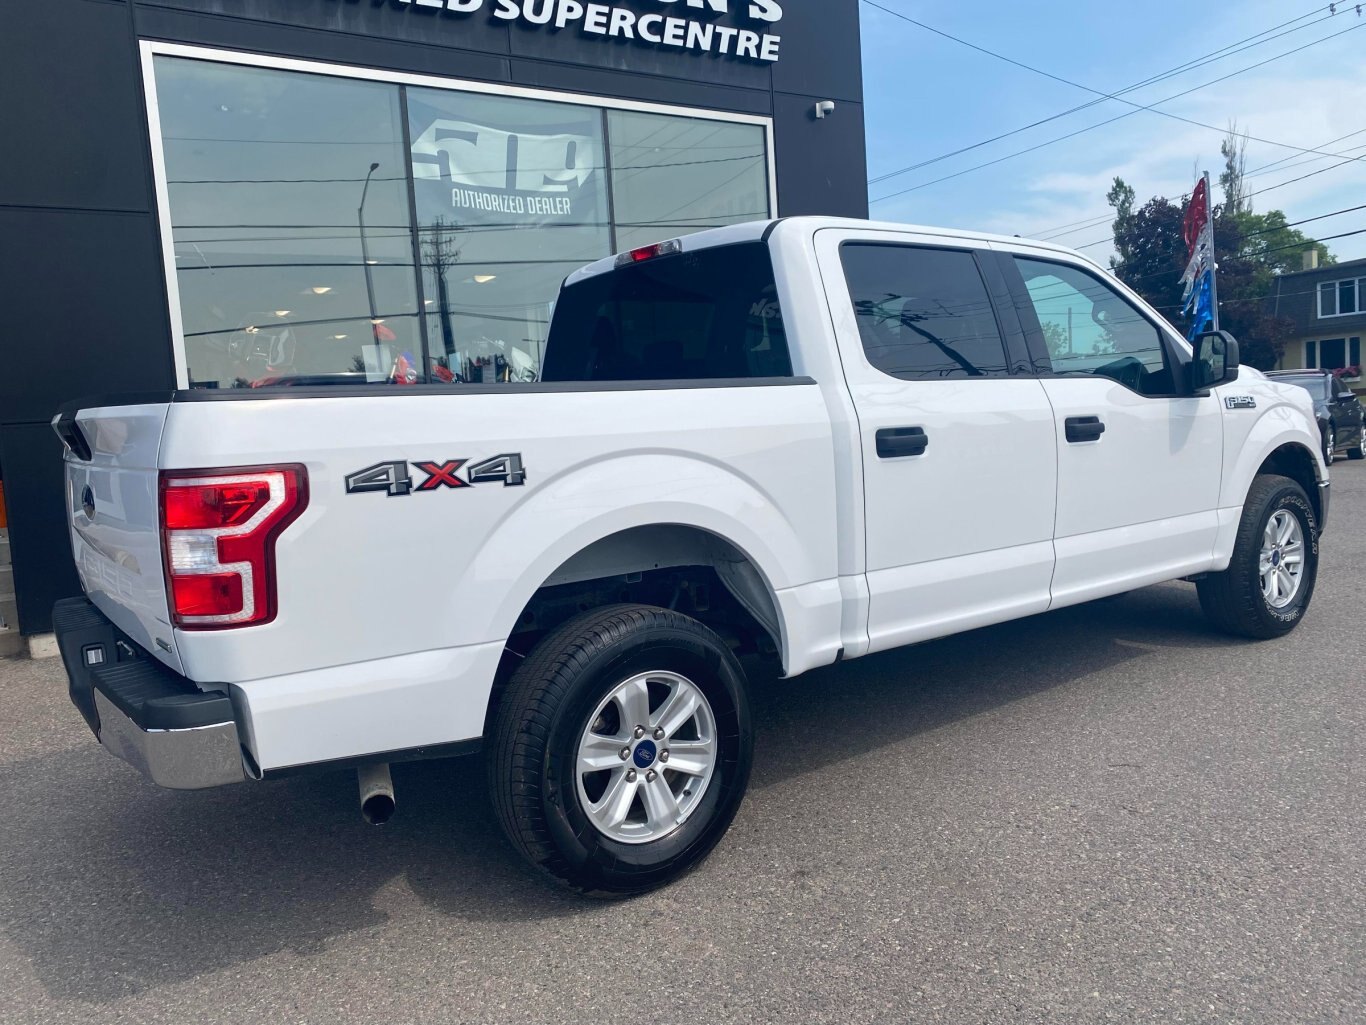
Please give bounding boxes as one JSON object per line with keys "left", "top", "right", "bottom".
{"left": 1241, "top": 141, "right": 1366, "bottom": 181}
{"left": 1033, "top": 212, "right": 1114, "bottom": 236}
{"left": 1108, "top": 222, "right": 1366, "bottom": 297}
{"left": 1145, "top": 247, "right": 1366, "bottom": 311}
{"left": 1076, "top": 202, "right": 1366, "bottom": 254}
{"left": 1245, "top": 127, "right": 1366, "bottom": 177}
{"left": 865, "top": 2, "right": 1340, "bottom": 186}
{"left": 1246, "top": 151, "right": 1366, "bottom": 201}
{"left": 1030, "top": 128, "right": 1366, "bottom": 243}
{"left": 867, "top": 14, "right": 1366, "bottom": 204}
{"left": 1036, "top": 215, "right": 1114, "bottom": 242}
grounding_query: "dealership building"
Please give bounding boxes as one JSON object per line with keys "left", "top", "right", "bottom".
{"left": 0, "top": 0, "right": 868, "bottom": 649}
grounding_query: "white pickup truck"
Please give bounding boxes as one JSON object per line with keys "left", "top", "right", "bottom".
{"left": 53, "top": 216, "right": 1328, "bottom": 895}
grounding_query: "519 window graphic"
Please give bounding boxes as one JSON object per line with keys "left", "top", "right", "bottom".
{"left": 345, "top": 455, "right": 527, "bottom": 497}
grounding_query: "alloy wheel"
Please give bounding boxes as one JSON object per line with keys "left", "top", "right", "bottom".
{"left": 1259, "top": 509, "right": 1305, "bottom": 609}
{"left": 575, "top": 670, "right": 719, "bottom": 845}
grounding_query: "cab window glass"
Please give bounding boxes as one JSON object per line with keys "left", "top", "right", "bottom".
{"left": 840, "top": 244, "right": 1008, "bottom": 380}
{"left": 1014, "top": 257, "right": 1174, "bottom": 396}
{"left": 542, "top": 242, "right": 790, "bottom": 382}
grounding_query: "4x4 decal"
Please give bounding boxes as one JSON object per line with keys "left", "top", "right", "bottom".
{"left": 345, "top": 455, "right": 526, "bottom": 497}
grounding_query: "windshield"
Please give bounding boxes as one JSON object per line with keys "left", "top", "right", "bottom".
{"left": 1273, "top": 375, "right": 1329, "bottom": 399}
{"left": 542, "top": 242, "right": 791, "bottom": 382}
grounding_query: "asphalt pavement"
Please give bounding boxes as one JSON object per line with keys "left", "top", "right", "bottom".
{"left": 2, "top": 464, "right": 1363, "bottom": 1024}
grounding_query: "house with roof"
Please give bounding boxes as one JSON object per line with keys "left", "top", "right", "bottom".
{"left": 1270, "top": 252, "right": 1366, "bottom": 393}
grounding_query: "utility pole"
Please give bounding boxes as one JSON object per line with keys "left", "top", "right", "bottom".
{"left": 1205, "top": 170, "right": 1220, "bottom": 332}
{"left": 421, "top": 218, "right": 461, "bottom": 370}
{"left": 359, "top": 162, "right": 381, "bottom": 338}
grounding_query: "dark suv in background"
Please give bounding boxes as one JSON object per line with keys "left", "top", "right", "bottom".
{"left": 1267, "top": 369, "right": 1364, "bottom": 464}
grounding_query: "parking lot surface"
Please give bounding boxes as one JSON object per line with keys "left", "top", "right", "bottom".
{"left": 2, "top": 463, "right": 1363, "bottom": 1024}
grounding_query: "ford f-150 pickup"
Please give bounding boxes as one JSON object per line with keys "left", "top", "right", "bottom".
{"left": 52, "top": 216, "right": 1329, "bottom": 894}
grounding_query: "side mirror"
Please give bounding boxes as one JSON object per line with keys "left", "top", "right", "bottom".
{"left": 1190, "top": 330, "right": 1240, "bottom": 392}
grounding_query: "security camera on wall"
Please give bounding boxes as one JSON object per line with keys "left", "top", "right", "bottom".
{"left": 814, "top": 101, "right": 836, "bottom": 119}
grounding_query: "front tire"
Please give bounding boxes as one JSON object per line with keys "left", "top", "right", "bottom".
{"left": 1348, "top": 429, "right": 1364, "bottom": 460}
{"left": 1324, "top": 427, "right": 1336, "bottom": 465}
{"left": 1197, "top": 474, "right": 1319, "bottom": 639}
{"left": 488, "top": 604, "right": 752, "bottom": 896}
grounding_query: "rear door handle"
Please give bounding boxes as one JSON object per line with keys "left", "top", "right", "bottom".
{"left": 876, "top": 426, "right": 929, "bottom": 458}
{"left": 1065, "top": 415, "right": 1106, "bottom": 443}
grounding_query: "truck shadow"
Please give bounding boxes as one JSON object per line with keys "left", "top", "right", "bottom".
{"left": 0, "top": 582, "right": 1239, "bottom": 1003}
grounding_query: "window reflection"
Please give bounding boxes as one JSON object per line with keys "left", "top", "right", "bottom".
{"left": 407, "top": 88, "right": 611, "bottom": 384}
{"left": 156, "top": 57, "right": 422, "bottom": 388}
{"left": 154, "top": 57, "right": 773, "bottom": 388}
{"left": 841, "top": 244, "right": 1008, "bottom": 379}
{"left": 608, "top": 111, "right": 769, "bottom": 252}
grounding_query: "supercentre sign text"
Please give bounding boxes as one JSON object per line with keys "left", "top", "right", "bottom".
{"left": 393, "top": 0, "right": 786, "bottom": 62}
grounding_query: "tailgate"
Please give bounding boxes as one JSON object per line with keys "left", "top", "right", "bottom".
{"left": 54, "top": 403, "right": 181, "bottom": 674}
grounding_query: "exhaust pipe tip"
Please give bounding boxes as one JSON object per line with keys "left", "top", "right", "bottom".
{"left": 361, "top": 791, "right": 396, "bottom": 825}
{"left": 357, "top": 763, "right": 395, "bottom": 825}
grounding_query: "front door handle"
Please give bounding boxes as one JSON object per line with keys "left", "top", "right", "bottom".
{"left": 1065, "top": 415, "right": 1106, "bottom": 443}
{"left": 876, "top": 426, "right": 929, "bottom": 458}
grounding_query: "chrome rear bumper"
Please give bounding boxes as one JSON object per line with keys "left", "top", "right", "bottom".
{"left": 54, "top": 596, "right": 248, "bottom": 790}
{"left": 92, "top": 690, "right": 247, "bottom": 790}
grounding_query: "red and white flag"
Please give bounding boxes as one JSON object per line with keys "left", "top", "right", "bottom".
{"left": 1180, "top": 177, "right": 1214, "bottom": 302}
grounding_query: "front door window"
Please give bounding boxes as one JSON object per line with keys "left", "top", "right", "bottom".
{"left": 1013, "top": 257, "right": 1175, "bottom": 396}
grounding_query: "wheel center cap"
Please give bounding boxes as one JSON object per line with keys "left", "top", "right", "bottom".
{"left": 1271, "top": 549, "right": 1282, "bottom": 567}
{"left": 632, "top": 739, "right": 658, "bottom": 769}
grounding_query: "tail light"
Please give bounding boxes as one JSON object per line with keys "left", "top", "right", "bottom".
{"left": 160, "top": 465, "right": 308, "bottom": 629}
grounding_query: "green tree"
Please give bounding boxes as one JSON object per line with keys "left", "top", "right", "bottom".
{"left": 1219, "top": 124, "right": 1250, "bottom": 217}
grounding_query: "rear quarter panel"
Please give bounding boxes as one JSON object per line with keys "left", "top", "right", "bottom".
{"left": 160, "top": 384, "right": 841, "bottom": 684}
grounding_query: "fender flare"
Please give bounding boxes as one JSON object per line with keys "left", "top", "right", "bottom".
{"left": 442, "top": 450, "right": 831, "bottom": 664}
{"left": 1213, "top": 412, "right": 1325, "bottom": 568}
{"left": 1219, "top": 413, "right": 1326, "bottom": 513}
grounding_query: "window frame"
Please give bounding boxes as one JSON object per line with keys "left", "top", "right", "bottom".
{"left": 1318, "top": 277, "right": 1364, "bottom": 319}
{"left": 836, "top": 240, "right": 1022, "bottom": 382}
{"left": 1303, "top": 337, "right": 1361, "bottom": 370}
{"left": 140, "top": 40, "right": 777, "bottom": 390}
{"left": 999, "top": 251, "right": 1191, "bottom": 398}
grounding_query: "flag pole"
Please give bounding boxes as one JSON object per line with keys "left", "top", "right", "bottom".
{"left": 1205, "top": 170, "right": 1220, "bottom": 332}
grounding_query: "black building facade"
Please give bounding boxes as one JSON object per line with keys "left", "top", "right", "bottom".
{"left": 0, "top": 0, "right": 868, "bottom": 638}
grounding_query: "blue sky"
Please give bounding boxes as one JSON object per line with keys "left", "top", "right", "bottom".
{"left": 859, "top": 0, "right": 1366, "bottom": 265}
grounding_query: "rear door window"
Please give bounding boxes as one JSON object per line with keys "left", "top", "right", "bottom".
{"left": 541, "top": 242, "right": 791, "bottom": 382}
{"left": 838, "top": 243, "right": 1009, "bottom": 379}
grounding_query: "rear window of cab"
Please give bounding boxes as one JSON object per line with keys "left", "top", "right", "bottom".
{"left": 541, "top": 242, "right": 792, "bottom": 383}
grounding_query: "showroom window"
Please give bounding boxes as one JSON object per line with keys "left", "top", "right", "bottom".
{"left": 407, "top": 86, "right": 613, "bottom": 385}
{"left": 154, "top": 58, "right": 422, "bottom": 389}
{"left": 607, "top": 110, "right": 770, "bottom": 253}
{"left": 150, "top": 52, "right": 773, "bottom": 389}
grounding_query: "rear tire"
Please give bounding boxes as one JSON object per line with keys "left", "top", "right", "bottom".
{"left": 487, "top": 604, "right": 752, "bottom": 897}
{"left": 1348, "top": 430, "right": 1364, "bottom": 460}
{"left": 1197, "top": 474, "right": 1318, "bottom": 639}
{"left": 1324, "top": 427, "right": 1336, "bottom": 465}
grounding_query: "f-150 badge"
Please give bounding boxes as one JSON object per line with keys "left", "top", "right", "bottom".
{"left": 1224, "top": 396, "right": 1257, "bottom": 410}
{"left": 345, "top": 455, "right": 526, "bottom": 497}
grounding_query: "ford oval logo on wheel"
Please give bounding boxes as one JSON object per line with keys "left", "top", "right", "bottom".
{"left": 80, "top": 485, "right": 96, "bottom": 520}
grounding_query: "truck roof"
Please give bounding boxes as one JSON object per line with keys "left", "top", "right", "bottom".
{"left": 563, "top": 215, "right": 1086, "bottom": 287}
